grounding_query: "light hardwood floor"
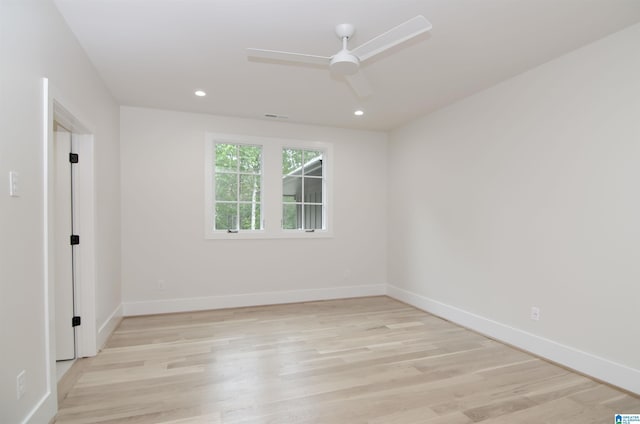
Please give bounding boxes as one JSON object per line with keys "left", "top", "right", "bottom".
{"left": 55, "top": 296, "right": 639, "bottom": 423}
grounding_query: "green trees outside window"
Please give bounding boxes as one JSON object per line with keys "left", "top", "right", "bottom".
{"left": 208, "top": 137, "right": 328, "bottom": 236}
{"left": 214, "top": 143, "right": 262, "bottom": 231}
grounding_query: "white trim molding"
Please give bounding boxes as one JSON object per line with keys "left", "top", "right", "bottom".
{"left": 48, "top": 90, "right": 98, "bottom": 359}
{"left": 386, "top": 284, "right": 640, "bottom": 395}
{"left": 97, "top": 304, "right": 123, "bottom": 350}
{"left": 123, "top": 284, "right": 386, "bottom": 316}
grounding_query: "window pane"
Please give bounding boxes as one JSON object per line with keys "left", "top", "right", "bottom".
{"left": 239, "top": 203, "right": 261, "bottom": 230}
{"left": 282, "top": 148, "right": 303, "bottom": 175}
{"left": 281, "top": 147, "right": 326, "bottom": 231}
{"left": 239, "top": 145, "right": 261, "bottom": 173}
{"left": 212, "top": 142, "right": 263, "bottom": 233}
{"left": 215, "top": 173, "right": 237, "bottom": 201}
{"left": 304, "top": 178, "right": 322, "bottom": 203}
{"left": 215, "top": 143, "right": 238, "bottom": 172}
{"left": 239, "top": 174, "right": 260, "bottom": 202}
{"left": 282, "top": 175, "right": 301, "bottom": 202}
{"left": 304, "top": 205, "right": 323, "bottom": 229}
{"left": 215, "top": 203, "right": 237, "bottom": 230}
{"left": 282, "top": 204, "right": 300, "bottom": 229}
{"left": 304, "top": 151, "right": 323, "bottom": 176}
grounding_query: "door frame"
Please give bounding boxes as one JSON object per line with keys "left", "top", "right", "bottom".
{"left": 53, "top": 123, "right": 77, "bottom": 361}
{"left": 44, "top": 79, "right": 97, "bottom": 376}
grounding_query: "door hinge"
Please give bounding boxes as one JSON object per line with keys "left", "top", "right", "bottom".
{"left": 72, "top": 316, "right": 81, "bottom": 327}
{"left": 70, "top": 235, "right": 80, "bottom": 245}
{"left": 69, "top": 153, "right": 79, "bottom": 164}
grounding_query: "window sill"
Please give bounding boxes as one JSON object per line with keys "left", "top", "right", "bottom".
{"left": 205, "top": 230, "right": 333, "bottom": 240}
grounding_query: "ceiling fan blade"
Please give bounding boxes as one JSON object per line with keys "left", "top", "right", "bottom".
{"left": 247, "top": 48, "right": 330, "bottom": 66}
{"left": 345, "top": 71, "right": 372, "bottom": 98}
{"left": 351, "top": 15, "right": 432, "bottom": 62}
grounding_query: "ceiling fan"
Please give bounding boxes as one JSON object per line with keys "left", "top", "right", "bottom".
{"left": 247, "top": 15, "right": 432, "bottom": 98}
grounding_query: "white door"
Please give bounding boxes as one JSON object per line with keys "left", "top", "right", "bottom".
{"left": 54, "top": 125, "right": 76, "bottom": 360}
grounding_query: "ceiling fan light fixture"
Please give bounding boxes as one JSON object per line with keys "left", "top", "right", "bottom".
{"left": 330, "top": 51, "right": 359, "bottom": 75}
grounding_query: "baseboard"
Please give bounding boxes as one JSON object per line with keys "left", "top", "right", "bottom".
{"left": 22, "top": 390, "right": 55, "bottom": 424}
{"left": 122, "top": 284, "right": 387, "bottom": 317}
{"left": 97, "top": 303, "right": 123, "bottom": 350}
{"left": 386, "top": 284, "right": 640, "bottom": 395}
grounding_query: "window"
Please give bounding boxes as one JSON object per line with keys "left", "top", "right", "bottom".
{"left": 282, "top": 149, "right": 324, "bottom": 231}
{"left": 205, "top": 133, "right": 332, "bottom": 239}
{"left": 214, "top": 143, "right": 262, "bottom": 232}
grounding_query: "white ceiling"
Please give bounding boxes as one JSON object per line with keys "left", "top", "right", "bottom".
{"left": 54, "top": 0, "right": 640, "bottom": 131}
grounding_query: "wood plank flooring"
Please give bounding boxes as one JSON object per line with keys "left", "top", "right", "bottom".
{"left": 55, "top": 296, "right": 640, "bottom": 423}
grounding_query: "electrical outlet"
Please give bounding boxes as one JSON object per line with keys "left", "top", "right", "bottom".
{"left": 156, "top": 280, "right": 166, "bottom": 291}
{"left": 17, "top": 370, "right": 26, "bottom": 400}
{"left": 9, "top": 171, "right": 19, "bottom": 197}
{"left": 530, "top": 306, "right": 540, "bottom": 321}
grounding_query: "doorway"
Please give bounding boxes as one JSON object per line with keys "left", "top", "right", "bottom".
{"left": 54, "top": 121, "right": 78, "bottom": 363}
{"left": 46, "top": 96, "right": 98, "bottom": 388}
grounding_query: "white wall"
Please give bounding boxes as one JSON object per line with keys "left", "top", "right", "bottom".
{"left": 120, "top": 107, "right": 387, "bottom": 314}
{"left": 388, "top": 23, "right": 640, "bottom": 393}
{"left": 0, "top": 0, "right": 121, "bottom": 422}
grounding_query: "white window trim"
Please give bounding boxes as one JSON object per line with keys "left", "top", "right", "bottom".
{"left": 205, "top": 133, "right": 333, "bottom": 240}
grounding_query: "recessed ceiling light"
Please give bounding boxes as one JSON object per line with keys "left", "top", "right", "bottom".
{"left": 194, "top": 90, "right": 206, "bottom": 97}
{"left": 354, "top": 110, "right": 364, "bottom": 116}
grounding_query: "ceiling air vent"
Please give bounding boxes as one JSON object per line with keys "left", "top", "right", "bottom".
{"left": 264, "top": 113, "right": 288, "bottom": 120}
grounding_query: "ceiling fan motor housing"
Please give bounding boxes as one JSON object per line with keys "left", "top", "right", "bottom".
{"left": 330, "top": 51, "right": 359, "bottom": 75}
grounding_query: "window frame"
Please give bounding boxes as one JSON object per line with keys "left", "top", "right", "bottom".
{"left": 281, "top": 147, "right": 326, "bottom": 232}
{"left": 214, "top": 142, "right": 264, "bottom": 233}
{"left": 205, "top": 135, "right": 265, "bottom": 238}
{"left": 205, "top": 133, "right": 332, "bottom": 240}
